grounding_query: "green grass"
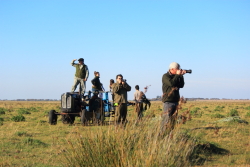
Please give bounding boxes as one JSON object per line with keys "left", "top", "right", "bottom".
{"left": 228, "top": 109, "right": 239, "bottom": 116}
{"left": 0, "top": 100, "right": 250, "bottom": 166}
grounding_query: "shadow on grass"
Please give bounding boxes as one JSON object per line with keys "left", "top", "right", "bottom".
{"left": 190, "top": 142, "right": 229, "bottom": 165}
{"left": 191, "top": 126, "right": 222, "bottom": 131}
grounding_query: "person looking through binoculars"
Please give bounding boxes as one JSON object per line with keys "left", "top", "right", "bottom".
{"left": 112, "top": 74, "right": 131, "bottom": 125}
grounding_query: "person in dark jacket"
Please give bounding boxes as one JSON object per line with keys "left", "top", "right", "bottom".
{"left": 161, "top": 62, "right": 186, "bottom": 130}
{"left": 91, "top": 71, "right": 104, "bottom": 98}
{"left": 71, "top": 58, "right": 89, "bottom": 95}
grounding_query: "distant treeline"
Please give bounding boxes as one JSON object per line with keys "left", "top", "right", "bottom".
{"left": 150, "top": 96, "right": 249, "bottom": 101}
{"left": 0, "top": 99, "right": 59, "bottom": 101}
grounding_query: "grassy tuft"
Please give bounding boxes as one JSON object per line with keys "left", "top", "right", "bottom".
{"left": 227, "top": 109, "right": 239, "bottom": 117}
{"left": 17, "top": 108, "right": 31, "bottom": 115}
{"left": 211, "top": 113, "right": 225, "bottom": 118}
{"left": 0, "top": 108, "right": 6, "bottom": 114}
{"left": 60, "top": 117, "right": 209, "bottom": 167}
{"left": 22, "top": 137, "right": 48, "bottom": 147}
{"left": 245, "top": 112, "right": 250, "bottom": 117}
{"left": 214, "top": 106, "right": 224, "bottom": 112}
{"left": 11, "top": 115, "right": 25, "bottom": 122}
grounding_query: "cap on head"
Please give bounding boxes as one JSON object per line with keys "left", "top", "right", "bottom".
{"left": 78, "top": 58, "right": 84, "bottom": 61}
{"left": 169, "top": 62, "right": 180, "bottom": 70}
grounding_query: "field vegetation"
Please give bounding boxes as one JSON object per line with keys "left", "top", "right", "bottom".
{"left": 0, "top": 100, "right": 250, "bottom": 166}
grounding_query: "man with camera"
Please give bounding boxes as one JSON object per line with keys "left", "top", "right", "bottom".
{"left": 161, "top": 62, "right": 186, "bottom": 129}
{"left": 71, "top": 58, "right": 89, "bottom": 95}
{"left": 112, "top": 74, "right": 131, "bottom": 125}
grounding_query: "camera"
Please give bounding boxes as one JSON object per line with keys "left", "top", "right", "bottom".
{"left": 182, "top": 69, "right": 192, "bottom": 74}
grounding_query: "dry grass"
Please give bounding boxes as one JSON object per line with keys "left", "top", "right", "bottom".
{"left": 0, "top": 100, "right": 250, "bottom": 166}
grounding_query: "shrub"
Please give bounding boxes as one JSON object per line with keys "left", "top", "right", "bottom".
{"left": 17, "top": 108, "right": 31, "bottom": 115}
{"left": 214, "top": 106, "right": 224, "bottom": 112}
{"left": 211, "top": 113, "right": 225, "bottom": 118}
{"left": 227, "top": 109, "right": 239, "bottom": 117}
{"left": 28, "top": 107, "right": 39, "bottom": 112}
{"left": 11, "top": 115, "right": 25, "bottom": 122}
{"left": 0, "top": 108, "right": 6, "bottom": 115}
{"left": 191, "top": 107, "right": 200, "bottom": 114}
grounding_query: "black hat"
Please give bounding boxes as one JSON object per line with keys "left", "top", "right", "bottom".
{"left": 78, "top": 58, "right": 84, "bottom": 61}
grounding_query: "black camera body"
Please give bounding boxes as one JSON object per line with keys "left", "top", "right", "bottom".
{"left": 183, "top": 69, "right": 192, "bottom": 74}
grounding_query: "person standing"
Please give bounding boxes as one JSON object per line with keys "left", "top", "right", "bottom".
{"left": 134, "top": 85, "right": 144, "bottom": 120}
{"left": 109, "top": 79, "right": 115, "bottom": 101}
{"left": 71, "top": 58, "right": 89, "bottom": 95}
{"left": 161, "top": 62, "right": 186, "bottom": 130}
{"left": 91, "top": 71, "right": 104, "bottom": 98}
{"left": 112, "top": 74, "right": 131, "bottom": 125}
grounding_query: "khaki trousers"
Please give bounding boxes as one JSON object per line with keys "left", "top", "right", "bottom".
{"left": 114, "top": 103, "right": 127, "bottom": 124}
{"left": 71, "top": 77, "right": 86, "bottom": 95}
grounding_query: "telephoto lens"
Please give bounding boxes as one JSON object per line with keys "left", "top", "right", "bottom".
{"left": 184, "top": 69, "right": 192, "bottom": 74}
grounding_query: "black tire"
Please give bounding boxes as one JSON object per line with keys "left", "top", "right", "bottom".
{"left": 49, "top": 110, "right": 57, "bottom": 125}
{"left": 81, "top": 109, "right": 87, "bottom": 125}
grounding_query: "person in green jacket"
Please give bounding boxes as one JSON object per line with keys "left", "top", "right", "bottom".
{"left": 112, "top": 74, "right": 131, "bottom": 125}
{"left": 71, "top": 58, "right": 89, "bottom": 95}
{"left": 161, "top": 62, "right": 186, "bottom": 130}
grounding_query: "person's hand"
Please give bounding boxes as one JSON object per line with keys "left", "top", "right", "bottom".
{"left": 73, "top": 59, "right": 77, "bottom": 61}
{"left": 84, "top": 78, "right": 87, "bottom": 81}
{"left": 122, "top": 79, "right": 127, "bottom": 85}
{"left": 181, "top": 70, "right": 186, "bottom": 75}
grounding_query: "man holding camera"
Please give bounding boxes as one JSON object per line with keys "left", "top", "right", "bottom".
{"left": 71, "top": 58, "right": 89, "bottom": 95}
{"left": 112, "top": 74, "right": 131, "bottom": 125}
{"left": 161, "top": 62, "right": 186, "bottom": 129}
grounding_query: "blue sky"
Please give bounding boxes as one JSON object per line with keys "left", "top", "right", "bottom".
{"left": 0, "top": 0, "right": 250, "bottom": 100}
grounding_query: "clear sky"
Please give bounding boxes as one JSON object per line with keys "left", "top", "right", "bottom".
{"left": 0, "top": 0, "right": 250, "bottom": 100}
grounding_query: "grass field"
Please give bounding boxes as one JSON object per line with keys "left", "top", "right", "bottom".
{"left": 0, "top": 100, "right": 250, "bottom": 167}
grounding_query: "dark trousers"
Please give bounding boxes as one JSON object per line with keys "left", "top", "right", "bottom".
{"left": 163, "top": 102, "right": 178, "bottom": 116}
{"left": 160, "top": 102, "right": 178, "bottom": 133}
{"left": 115, "top": 103, "right": 127, "bottom": 124}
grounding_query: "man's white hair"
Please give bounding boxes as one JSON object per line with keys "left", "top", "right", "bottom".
{"left": 169, "top": 62, "right": 180, "bottom": 69}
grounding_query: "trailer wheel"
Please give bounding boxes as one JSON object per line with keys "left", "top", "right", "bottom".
{"left": 49, "top": 110, "right": 57, "bottom": 125}
{"left": 81, "top": 109, "right": 87, "bottom": 125}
